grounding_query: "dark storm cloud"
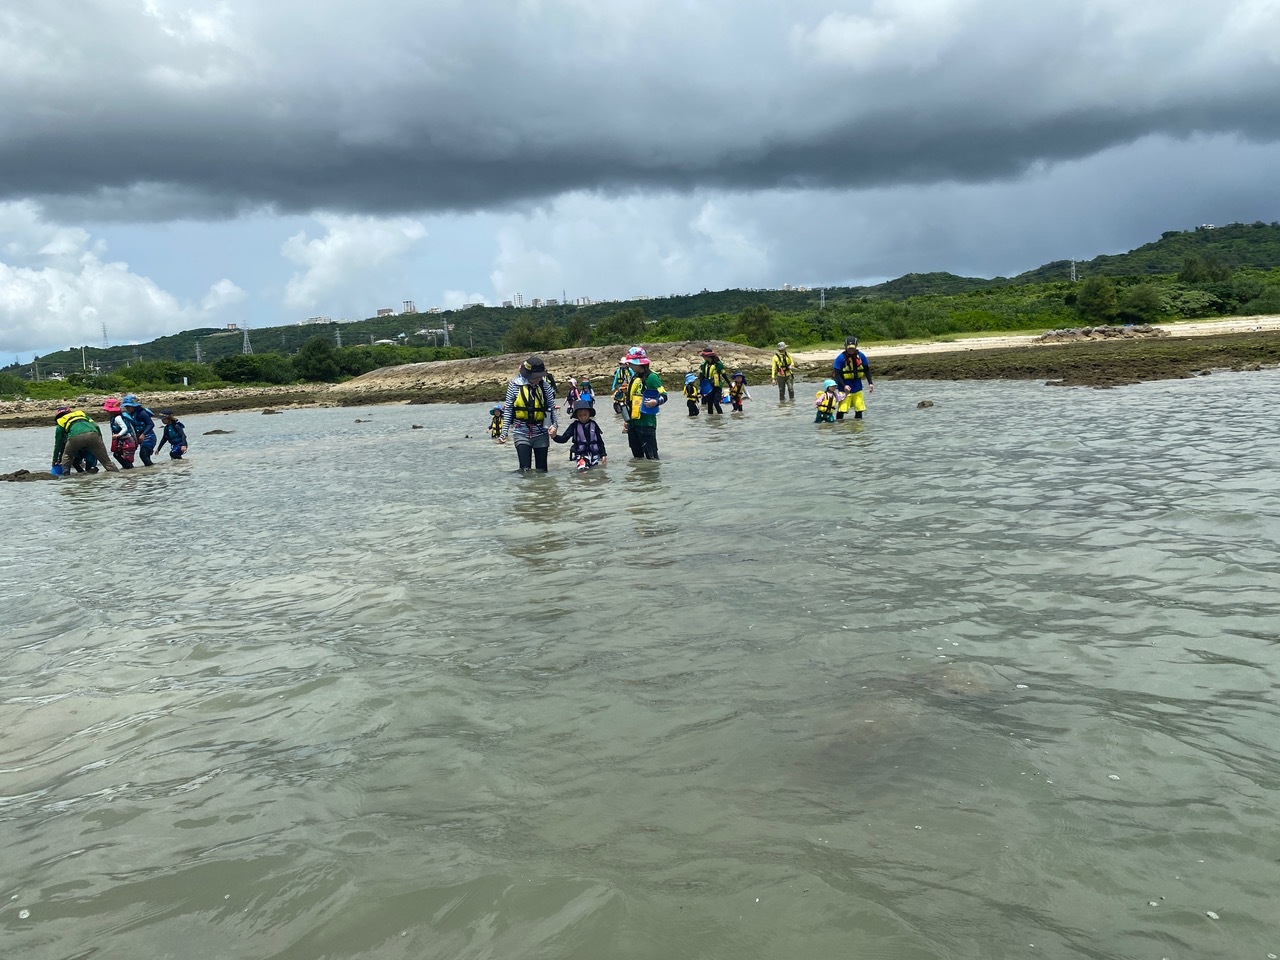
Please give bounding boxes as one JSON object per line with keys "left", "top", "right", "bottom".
{"left": 4, "top": 0, "right": 1280, "bottom": 220}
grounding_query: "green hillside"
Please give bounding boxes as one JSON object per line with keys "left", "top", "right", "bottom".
{"left": 7, "top": 221, "right": 1280, "bottom": 392}
{"left": 1014, "top": 221, "right": 1280, "bottom": 282}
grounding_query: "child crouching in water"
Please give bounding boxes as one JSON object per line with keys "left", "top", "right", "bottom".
{"left": 815, "top": 379, "right": 840, "bottom": 423}
{"left": 553, "top": 399, "right": 608, "bottom": 472}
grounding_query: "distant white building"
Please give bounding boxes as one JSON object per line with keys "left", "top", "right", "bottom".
{"left": 376, "top": 308, "right": 394, "bottom": 317}
{"left": 502, "top": 300, "right": 514, "bottom": 308}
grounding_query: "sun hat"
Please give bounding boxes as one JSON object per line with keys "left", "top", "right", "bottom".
{"left": 631, "top": 356, "right": 650, "bottom": 366}
{"left": 102, "top": 397, "right": 122, "bottom": 413}
{"left": 684, "top": 373, "right": 698, "bottom": 385}
{"left": 732, "top": 370, "right": 744, "bottom": 379}
{"left": 625, "top": 346, "right": 647, "bottom": 359}
{"left": 54, "top": 405, "right": 72, "bottom": 416}
{"left": 777, "top": 341, "right": 787, "bottom": 349}
{"left": 571, "top": 399, "right": 595, "bottom": 415}
{"left": 121, "top": 393, "right": 140, "bottom": 406}
{"left": 489, "top": 405, "right": 503, "bottom": 414}
{"left": 522, "top": 356, "right": 546, "bottom": 375}
{"left": 699, "top": 346, "right": 716, "bottom": 357}
{"left": 158, "top": 408, "right": 174, "bottom": 417}
{"left": 823, "top": 378, "right": 837, "bottom": 388}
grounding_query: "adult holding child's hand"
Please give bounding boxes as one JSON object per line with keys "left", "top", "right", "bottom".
{"left": 497, "top": 356, "right": 560, "bottom": 473}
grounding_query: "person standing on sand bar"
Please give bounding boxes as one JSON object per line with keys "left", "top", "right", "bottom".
{"left": 498, "top": 356, "right": 560, "bottom": 473}
{"left": 771, "top": 341, "right": 795, "bottom": 401}
{"left": 832, "top": 336, "right": 874, "bottom": 420}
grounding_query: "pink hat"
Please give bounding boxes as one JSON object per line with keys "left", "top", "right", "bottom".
{"left": 103, "top": 397, "right": 122, "bottom": 413}
{"left": 631, "top": 356, "right": 651, "bottom": 366}
{"left": 626, "top": 346, "right": 647, "bottom": 359}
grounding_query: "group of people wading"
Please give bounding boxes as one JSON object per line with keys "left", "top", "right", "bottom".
{"left": 49, "top": 394, "right": 189, "bottom": 476}
{"left": 492, "top": 350, "right": 665, "bottom": 473}
{"left": 489, "top": 337, "right": 874, "bottom": 474}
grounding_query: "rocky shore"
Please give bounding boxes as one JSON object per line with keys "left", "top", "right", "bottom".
{"left": 2, "top": 323, "right": 1277, "bottom": 432}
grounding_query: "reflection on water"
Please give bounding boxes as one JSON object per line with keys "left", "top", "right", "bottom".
{"left": 3, "top": 372, "right": 1280, "bottom": 959}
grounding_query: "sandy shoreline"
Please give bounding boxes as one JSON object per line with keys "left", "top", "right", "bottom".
{"left": 3, "top": 317, "right": 1278, "bottom": 433}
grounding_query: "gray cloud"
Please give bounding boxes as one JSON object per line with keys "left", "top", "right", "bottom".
{"left": 5, "top": 0, "right": 1280, "bottom": 220}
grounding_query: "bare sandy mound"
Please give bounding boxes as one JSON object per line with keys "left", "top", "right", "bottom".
{"left": 330, "top": 340, "right": 777, "bottom": 400}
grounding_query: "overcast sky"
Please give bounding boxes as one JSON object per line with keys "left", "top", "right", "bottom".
{"left": 3, "top": 0, "right": 1280, "bottom": 359}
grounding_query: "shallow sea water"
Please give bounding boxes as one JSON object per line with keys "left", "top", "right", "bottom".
{"left": 2, "top": 373, "right": 1279, "bottom": 960}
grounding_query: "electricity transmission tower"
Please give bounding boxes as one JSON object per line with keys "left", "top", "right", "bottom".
{"left": 242, "top": 327, "right": 253, "bottom": 355}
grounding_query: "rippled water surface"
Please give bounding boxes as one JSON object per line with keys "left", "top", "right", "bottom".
{"left": 3, "top": 373, "right": 1279, "bottom": 960}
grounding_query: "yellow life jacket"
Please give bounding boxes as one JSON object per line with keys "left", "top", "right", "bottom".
{"left": 774, "top": 351, "right": 792, "bottom": 374}
{"left": 56, "top": 410, "right": 90, "bottom": 431}
{"left": 513, "top": 383, "right": 546, "bottom": 423}
{"left": 815, "top": 391, "right": 837, "bottom": 415}
{"left": 489, "top": 413, "right": 502, "bottom": 437}
{"left": 628, "top": 375, "right": 645, "bottom": 419}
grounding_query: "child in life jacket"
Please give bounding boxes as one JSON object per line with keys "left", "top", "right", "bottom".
{"left": 488, "top": 405, "right": 503, "bottom": 439}
{"left": 815, "top": 379, "right": 840, "bottom": 423}
{"left": 103, "top": 396, "right": 138, "bottom": 468}
{"left": 728, "top": 371, "right": 750, "bottom": 412}
{"left": 553, "top": 399, "right": 609, "bottom": 472}
{"left": 683, "top": 373, "right": 700, "bottom": 416}
{"left": 155, "top": 409, "right": 189, "bottom": 459}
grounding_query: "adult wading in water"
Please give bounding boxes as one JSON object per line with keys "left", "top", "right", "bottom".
{"left": 624, "top": 352, "right": 667, "bottom": 459}
{"left": 698, "top": 347, "right": 727, "bottom": 414}
{"left": 498, "top": 356, "right": 560, "bottom": 472}
{"left": 51, "top": 407, "right": 119, "bottom": 474}
{"left": 771, "top": 341, "right": 795, "bottom": 402}
{"left": 832, "top": 336, "right": 874, "bottom": 420}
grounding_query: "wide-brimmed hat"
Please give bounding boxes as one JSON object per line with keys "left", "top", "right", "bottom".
{"left": 631, "top": 356, "right": 651, "bottom": 366}
{"left": 121, "top": 393, "right": 141, "bottom": 406}
{"left": 54, "top": 405, "right": 72, "bottom": 417}
{"left": 699, "top": 347, "right": 717, "bottom": 357}
{"left": 625, "top": 346, "right": 647, "bottom": 360}
{"left": 823, "top": 378, "right": 837, "bottom": 388}
{"left": 522, "top": 356, "right": 546, "bottom": 375}
{"left": 571, "top": 399, "right": 595, "bottom": 416}
{"left": 489, "top": 405, "right": 503, "bottom": 414}
{"left": 102, "top": 397, "right": 122, "bottom": 413}
{"left": 684, "top": 373, "right": 698, "bottom": 384}
{"left": 777, "top": 341, "right": 787, "bottom": 349}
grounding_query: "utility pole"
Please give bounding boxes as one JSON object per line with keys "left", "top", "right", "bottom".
{"left": 1070, "top": 261, "right": 1078, "bottom": 282}
{"left": 195, "top": 340, "right": 203, "bottom": 364}
{"left": 335, "top": 327, "right": 342, "bottom": 348}
{"left": 819, "top": 289, "right": 826, "bottom": 310}
{"left": 81, "top": 346, "right": 87, "bottom": 371}
{"left": 101, "top": 322, "right": 109, "bottom": 349}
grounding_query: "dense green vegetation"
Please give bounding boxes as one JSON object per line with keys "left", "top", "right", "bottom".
{"left": 6, "top": 223, "right": 1280, "bottom": 397}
